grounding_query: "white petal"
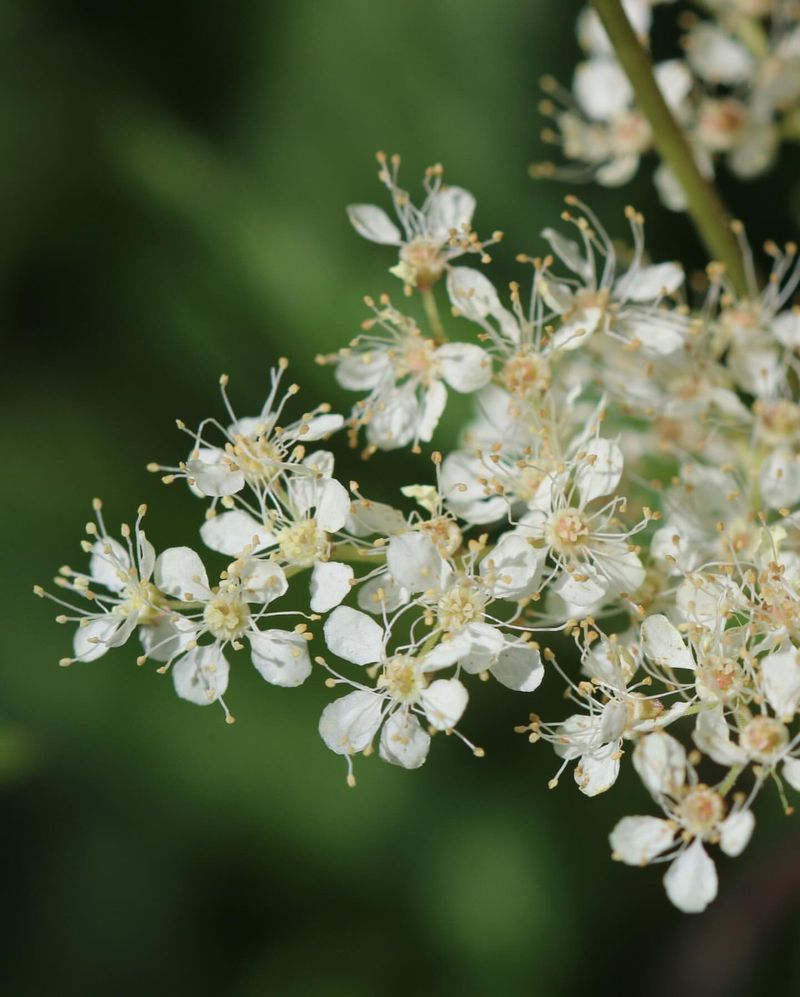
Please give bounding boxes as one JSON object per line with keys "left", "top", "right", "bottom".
{"left": 154, "top": 547, "right": 211, "bottom": 601}
{"left": 426, "top": 186, "right": 476, "bottom": 239}
{"left": 437, "top": 342, "right": 492, "bottom": 393}
{"left": 718, "top": 810, "right": 755, "bottom": 858}
{"left": 346, "top": 203, "right": 402, "bottom": 245}
{"left": 446, "top": 266, "right": 502, "bottom": 320}
{"left": 491, "top": 644, "right": 544, "bottom": 692}
{"left": 356, "top": 572, "right": 410, "bottom": 615}
{"left": 200, "top": 510, "right": 275, "bottom": 557}
{"left": 615, "top": 262, "right": 684, "bottom": 302}
{"left": 186, "top": 457, "right": 245, "bottom": 497}
{"left": 296, "top": 413, "right": 344, "bottom": 441}
{"left": 139, "top": 615, "right": 193, "bottom": 663}
{"left": 136, "top": 529, "right": 156, "bottom": 582}
{"left": 319, "top": 690, "right": 383, "bottom": 755}
{"left": 663, "top": 840, "right": 718, "bottom": 914}
{"left": 574, "top": 59, "right": 634, "bottom": 120}
{"left": 236, "top": 558, "right": 288, "bottom": 604}
{"left": 346, "top": 498, "right": 406, "bottom": 537}
{"left": 89, "top": 538, "right": 130, "bottom": 592}
{"left": 366, "top": 385, "right": 418, "bottom": 450}
{"left": 686, "top": 23, "right": 754, "bottom": 85}
{"left": 782, "top": 757, "right": 800, "bottom": 792}
{"left": 551, "top": 308, "right": 603, "bottom": 351}
{"left": 316, "top": 478, "right": 350, "bottom": 533}
{"left": 575, "top": 742, "right": 621, "bottom": 796}
{"left": 416, "top": 380, "right": 448, "bottom": 443}
{"left": 323, "top": 606, "right": 384, "bottom": 665}
{"left": 553, "top": 563, "right": 608, "bottom": 606}
{"left": 379, "top": 712, "right": 431, "bottom": 769}
{"left": 654, "top": 59, "right": 692, "bottom": 110}
{"left": 387, "top": 531, "right": 445, "bottom": 592}
{"left": 593, "top": 544, "right": 646, "bottom": 599}
{"left": 456, "top": 623, "right": 505, "bottom": 674}
{"left": 576, "top": 438, "right": 624, "bottom": 503}
{"left": 310, "top": 560, "right": 353, "bottom": 613}
{"left": 540, "top": 228, "right": 592, "bottom": 281}
{"left": 73, "top": 615, "right": 132, "bottom": 662}
{"left": 420, "top": 678, "right": 469, "bottom": 730}
{"left": 633, "top": 731, "right": 687, "bottom": 797}
{"left": 760, "top": 450, "right": 800, "bottom": 510}
{"left": 482, "top": 533, "right": 544, "bottom": 599}
{"left": 335, "top": 350, "right": 393, "bottom": 391}
{"left": 773, "top": 311, "right": 800, "bottom": 349}
{"left": 249, "top": 629, "right": 312, "bottom": 687}
{"left": 172, "top": 646, "right": 230, "bottom": 706}
{"left": 692, "top": 706, "right": 746, "bottom": 766}
{"left": 610, "top": 815, "right": 675, "bottom": 865}
{"left": 761, "top": 648, "right": 800, "bottom": 720}
{"left": 641, "top": 614, "right": 695, "bottom": 670}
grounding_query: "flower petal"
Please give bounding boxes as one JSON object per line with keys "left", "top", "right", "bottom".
{"left": 154, "top": 547, "right": 211, "bottom": 601}
{"left": 172, "top": 646, "right": 230, "bottom": 706}
{"left": 420, "top": 678, "right": 469, "bottom": 730}
{"left": 346, "top": 203, "right": 402, "bottom": 245}
{"left": 249, "top": 630, "right": 312, "bottom": 687}
{"left": 610, "top": 815, "right": 675, "bottom": 866}
{"left": 323, "top": 606, "right": 384, "bottom": 665}
{"left": 379, "top": 712, "right": 431, "bottom": 769}
{"left": 319, "top": 690, "right": 384, "bottom": 755}
{"left": 663, "top": 839, "right": 718, "bottom": 913}
{"left": 310, "top": 560, "right": 354, "bottom": 613}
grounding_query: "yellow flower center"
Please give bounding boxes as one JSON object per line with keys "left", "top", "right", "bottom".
{"left": 203, "top": 592, "right": 250, "bottom": 641}
{"left": 549, "top": 510, "right": 590, "bottom": 553}
{"left": 378, "top": 654, "right": 425, "bottom": 703}
{"left": 277, "top": 518, "right": 328, "bottom": 567}
{"left": 437, "top": 580, "right": 486, "bottom": 632}
{"left": 680, "top": 787, "right": 724, "bottom": 837}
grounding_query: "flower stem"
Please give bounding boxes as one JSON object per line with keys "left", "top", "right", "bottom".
{"left": 590, "top": 0, "right": 749, "bottom": 297}
{"left": 421, "top": 286, "right": 447, "bottom": 344}
{"left": 718, "top": 764, "right": 743, "bottom": 797}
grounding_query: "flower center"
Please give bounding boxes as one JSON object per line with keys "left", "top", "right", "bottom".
{"left": 437, "top": 580, "right": 486, "bottom": 632}
{"left": 233, "top": 432, "right": 285, "bottom": 486}
{"left": 394, "top": 333, "right": 438, "bottom": 381}
{"left": 549, "top": 509, "right": 590, "bottom": 553}
{"left": 680, "top": 787, "right": 725, "bottom": 836}
{"left": 276, "top": 518, "right": 328, "bottom": 567}
{"left": 501, "top": 351, "right": 551, "bottom": 397}
{"left": 378, "top": 654, "right": 425, "bottom": 704}
{"left": 741, "top": 716, "right": 789, "bottom": 761}
{"left": 203, "top": 592, "right": 250, "bottom": 641}
{"left": 398, "top": 238, "right": 446, "bottom": 289}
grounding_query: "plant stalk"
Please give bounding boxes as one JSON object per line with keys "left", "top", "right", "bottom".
{"left": 591, "top": 0, "right": 750, "bottom": 297}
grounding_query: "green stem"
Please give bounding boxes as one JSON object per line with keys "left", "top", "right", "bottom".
{"left": 421, "top": 286, "right": 447, "bottom": 344}
{"left": 590, "top": 0, "right": 750, "bottom": 297}
{"left": 718, "top": 764, "right": 743, "bottom": 797}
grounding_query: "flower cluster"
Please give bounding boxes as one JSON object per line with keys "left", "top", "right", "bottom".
{"left": 37, "top": 155, "right": 800, "bottom": 914}
{"left": 534, "top": 0, "right": 800, "bottom": 208}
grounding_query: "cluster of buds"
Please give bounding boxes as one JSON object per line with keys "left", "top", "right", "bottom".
{"left": 38, "top": 156, "right": 800, "bottom": 914}
{"left": 534, "top": 0, "right": 800, "bottom": 208}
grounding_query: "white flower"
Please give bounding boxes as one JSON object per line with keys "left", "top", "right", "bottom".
{"left": 319, "top": 606, "right": 474, "bottom": 782}
{"left": 148, "top": 546, "right": 312, "bottom": 716}
{"left": 39, "top": 501, "right": 164, "bottom": 666}
{"left": 321, "top": 298, "right": 492, "bottom": 450}
{"left": 347, "top": 153, "right": 501, "bottom": 291}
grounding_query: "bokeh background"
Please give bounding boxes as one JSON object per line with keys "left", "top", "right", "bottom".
{"left": 4, "top": 1, "right": 800, "bottom": 994}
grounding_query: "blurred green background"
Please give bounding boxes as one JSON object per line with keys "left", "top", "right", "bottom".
{"left": 4, "top": 1, "right": 800, "bottom": 994}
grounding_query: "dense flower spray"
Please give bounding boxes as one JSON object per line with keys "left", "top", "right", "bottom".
{"left": 36, "top": 3, "right": 800, "bottom": 915}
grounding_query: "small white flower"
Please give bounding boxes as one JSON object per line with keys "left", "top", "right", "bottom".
{"left": 347, "top": 153, "right": 501, "bottom": 291}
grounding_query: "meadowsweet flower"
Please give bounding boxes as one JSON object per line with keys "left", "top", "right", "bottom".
{"left": 347, "top": 153, "right": 502, "bottom": 293}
